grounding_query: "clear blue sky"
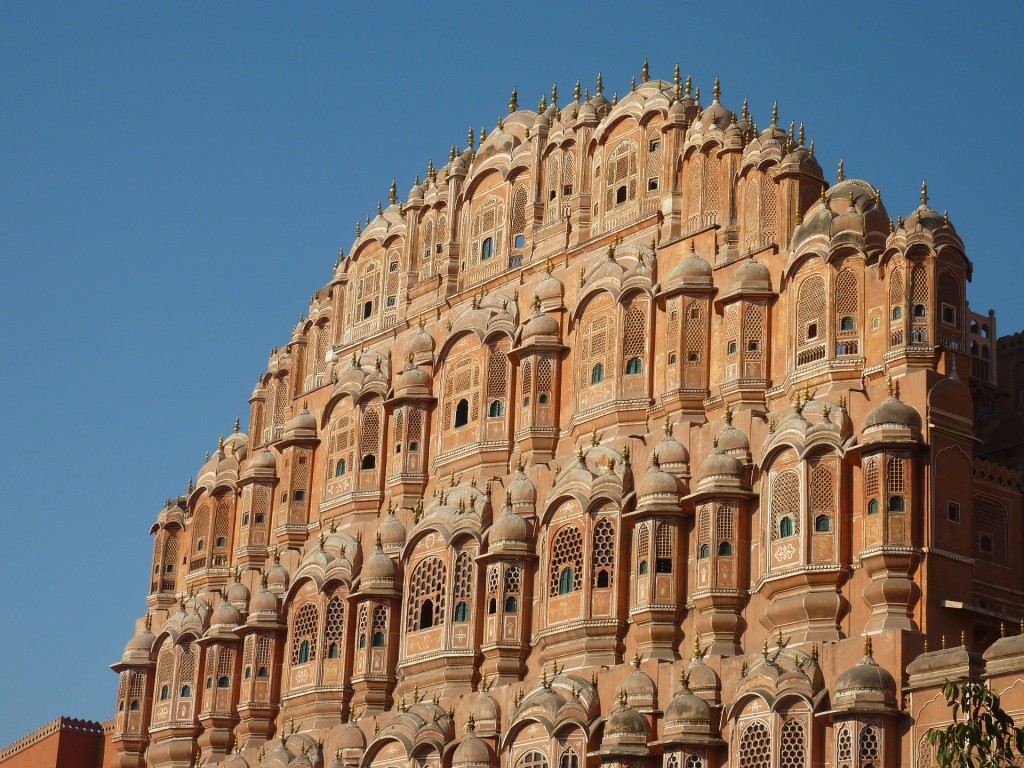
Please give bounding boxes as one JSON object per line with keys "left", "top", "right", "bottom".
{"left": 1, "top": 0, "right": 1022, "bottom": 747}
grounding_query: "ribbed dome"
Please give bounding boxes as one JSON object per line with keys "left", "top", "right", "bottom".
{"left": 334, "top": 720, "right": 366, "bottom": 751}
{"left": 834, "top": 639, "right": 897, "bottom": 711}
{"left": 522, "top": 309, "right": 560, "bottom": 340}
{"left": 664, "top": 684, "right": 712, "bottom": 729}
{"left": 490, "top": 503, "right": 529, "bottom": 546}
{"left": 508, "top": 463, "right": 536, "bottom": 506}
{"left": 604, "top": 697, "right": 648, "bottom": 741}
{"left": 470, "top": 689, "right": 500, "bottom": 725}
{"left": 793, "top": 179, "right": 889, "bottom": 250}
{"left": 698, "top": 447, "right": 743, "bottom": 482}
{"left": 731, "top": 257, "right": 771, "bottom": 293}
{"left": 226, "top": 576, "right": 250, "bottom": 609}
{"left": 377, "top": 507, "right": 407, "bottom": 551}
{"left": 250, "top": 449, "right": 277, "bottom": 470}
{"left": 657, "top": 427, "right": 690, "bottom": 467}
{"left": 669, "top": 247, "right": 713, "bottom": 288}
{"left": 395, "top": 362, "right": 431, "bottom": 392}
{"left": 638, "top": 456, "right": 683, "bottom": 498}
{"left": 249, "top": 584, "right": 279, "bottom": 615}
{"left": 406, "top": 323, "right": 436, "bottom": 357}
{"left": 536, "top": 271, "right": 565, "bottom": 303}
{"left": 362, "top": 538, "right": 397, "bottom": 583}
{"left": 284, "top": 405, "right": 317, "bottom": 434}
{"left": 266, "top": 558, "right": 289, "bottom": 594}
{"left": 716, "top": 410, "right": 750, "bottom": 455}
{"left": 452, "top": 728, "right": 495, "bottom": 768}
{"left": 210, "top": 599, "right": 241, "bottom": 628}
{"left": 122, "top": 620, "right": 155, "bottom": 662}
{"left": 863, "top": 390, "right": 920, "bottom": 433}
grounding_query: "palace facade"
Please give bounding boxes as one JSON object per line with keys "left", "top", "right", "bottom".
{"left": 111, "top": 68, "right": 1024, "bottom": 768}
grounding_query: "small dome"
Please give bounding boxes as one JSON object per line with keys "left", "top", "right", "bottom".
{"left": 669, "top": 247, "right": 713, "bottom": 288}
{"left": 793, "top": 179, "right": 888, "bottom": 252}
{"left": 334, "top": 720, "right": 366, "bottom": 751}
{"left": 731, "top": 257, "right": 771, "bottom": 294}
{"left": 210, "top": 599, "right": 241, "bottom": 628}
{"left": 377, "top": 507, "right": 407, "bottom": 551}
{"left": 408, "top": 182, "right": 424, "bottom": 201}
{"left": 227, "top": 576, "right": 251, "bottom": 609}
{"left": 536, "top": 271, "right": 565, "bottom": 304}
{"left": 362, "top": 539, "right": 397, "bottom": 583}
{"left": 664, "top": 685, "right": 712, "bottom": 730}
{"left": 522, "top": 309, "right": 560, "bottom": 340}
{"left": 834, "top": 639, "right": 897, "bottom": 711}
{"left": 452, "top": 728, "right": 495, "bottom": 768}
{"left": 698, "top": 447, "right": 743, "bottom": 482}
{"left": 686, "top": 653, "right": 721, "bottom": 698}
{"left": 470, "top": 689, "right": 500, "bottom": 726}
{"left": 284, "top": 405, "right": 317, "bottom": 435}
{"left": 250, "top": 449, "right": 277, "bottom": 471}
{"left": 122, "top": 620, "right": 155, "bottom": 662}
{"left": 716, "top": 411, "right": 750, "bottom": 456}
{"left": 862, "top": 390, "right": 921, "bottom": 434}
{"left": 604, "top": 696, "right": 649, "bottom": 741}
{"left": 407, "top": 323, "right": 436, "bottom": 357}
{"left": 508, "top": 463, "right": 537, "bottom": 506}
{"left": 620, "top": 660, "right": 657, "bottom": 708}
{"left": 395, "top": 362, "right": 431, "bottom": 392}
{"left": 638, "top": 457, "right": 683, "bottom": 498}
{"left": 249, "top": 584, "right": 279, "bottom": 615}
{"left": 491, "top": 504, "right": 530, "bottom": 546}
{"left": 657, "top": 427, "right": 689, "bottom": 467}
{"left": 266, "top": 557, "right": 289, "bottom": 594}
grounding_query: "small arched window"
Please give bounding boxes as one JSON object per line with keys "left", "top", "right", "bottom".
{"left": 699, "top": 544, "right": 710, "bottom": 558}
{"left": 840, "top": 316, "right": 855, "bottom": 331}
{"left": 244, "top": 667, "right": 251, "bottom": 680}
{"left": 361, "top": 454, "right": 376, "bottom": 470}
{"left": 257, "top": 666, "right": 268, "bottom": 678}
{"left": 596, "top": 570, "right": 610, "bottom": 588}
{"left": 298, "top": 640, "right": 310, "bottom": 663}
{"left": 616, "top": 185, "right": 627, "bottom": 204}
{"left": 327, "top": 643, "right": 339, "bottom": 659}
{"left": 504, "top": 596, "right": 518, "bottom": 612}
{"left": 868, "top": 499, "right": 880, "bottom": 515}
{"left": 889, "top": 496, "right": 906, "bottom": 512}
{"left": 626, "top": 357, "right": 642, "bottom": 374}
{"left": 454, "top": 601, "right": 469, "bottom": 622}
{"left": 197, "top": 540, "right": 205, "bottom": 552}
{"left": 118, "top": 701, "right": 124, "bottom": 711}
{"left": 455, "top": 398, "right": 470, "bottom": 427}
{"left": 372, "top": 631, "right": 385, "bottom": 647}
{"left": 914, "top": 304, "right": 927, "bottom": 317}
{"left": 488, "top": 598, "right": 497, "bottom": 614}
{"left": 419, "top": 600, "right": 435, "bottom": 629}
{"left": 215, "top": 536, "right": 226, "bottom": 548}
{"left": 558, "top": 567, "right": 574, "bottom": 595}
{"left": 358, "top": 634, "right": 366, "bottom": 649}
{"left": 718, "top": 541, "right": 733, "bottom": 556}
{"left": 363, "top": 301, "right": 373, "bottom": 320}
{"left": 489, "top": 400, "right": 504, "bottom": 417}
{"left": 815, "top": 514, "right": 832, "bottom": 532}
{"left": 217, "top": 676, "right": 229, "bottom": 689}
{"left": 515, "top": 234, "right": 526, "bottom": 248}
{"left": 779, "top": 516, "right": 794, "bottom": 538}
{"left": 481, "top": 237, "right": 494, "bottom": 260}
{"left": 180, "top": 685, "right": 192, "bottom": 698}
{"left": 159, "top": 685, "right": 169, "bottom": 701}
{"left": 591, "top": 363, "right": 605, "bottom": 385}
{"left": 638, "top": 560, "right": 648, "bottom": 574}
{"left": 892, "top": 307, "right": 902, "bottom": 321}
{"left": 129, "top": 700, "right": 141, "bottom": 711}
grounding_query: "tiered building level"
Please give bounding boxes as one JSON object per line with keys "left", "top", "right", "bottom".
{"left": 112, "top": 69, "right": 1024, "bottom": 768}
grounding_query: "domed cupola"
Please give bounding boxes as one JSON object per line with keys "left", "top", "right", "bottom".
{"left": 451, "top": 718, "right": 495, "bottom": 768}
{"left": 282, "top": 404, "right": 317, "bottom": 440}
{"left": 121, "top": 614, "right": 156, "bottom": 665}
{"left": 376, "top": 500, "right": 406, "bottom": 554}
{"left": 715, "top": 405, "right": 751, "bottom": 463}
{"left": 833, "top": 636, "right": 898, "bottom": 714}
{"left": 360, "top": 533, "right": 398, "bottom": 591}
{"left": 792, "top": 174, "right": 889, "bottom": 257}
{"left": 508, "top": 458, "right": 537, "bottom": 510}
{"left": 226, "top": 568, "right": 251, "bottom": 611}
{"left": 248, "top": 573, "right": 279, "bottom": 620}
{"left": 780, "top": 135, "right": 823, "bottom": 179}
{"left": 265, "top": 548, "right": 290, "bottom": 596}
{"left": 686, "top": 639, "right": 723, "bottom": 704}
{"left": 243, "top": 448, "right": 277, "bottom": 479}
{"left": 535, "top": 263, "right": 565, "bottom": 309}
{"left": 469, "top": 675, "right": 501, "bottom": 736}
{"left": 490, "top": 494, "right": 530, "bottom": 554}
{"left": 637, "top": 453, "right": 683, "bottom": 512}
{"left": 667, "top": 241, "right": 714, "bottom": 293}
{"left": 663, "top": 668, "right": 720, "bottom": 745}
{"left": 656, "top": 419, "right": 690, "bottom": 476}
{"left": 394, "top": 357, "right": 432, "bottom": 398}
{"left": 597, "top": 690, "right": 649, "bottom": 757}
{"left": 725, "top": 255, "right": 772, "bottom": 298}
{"left": 861, "top": 375, "right": 922, "bottom": 445}
{"left": 695, "top": 443, "right": 745, "bottom": 494}
{"left": 521, "top": 296, "right": 560, "bottom": 342}
{"left": 209, "top": 597, "right": 241, "bottom": 632}
{"left": 620, "top": 653, "right": 658, "bottom": 712}
{"left": 406, "top": 318, "right": 436, "bottom": 363}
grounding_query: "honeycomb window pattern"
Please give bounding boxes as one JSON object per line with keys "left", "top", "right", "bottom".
{"left": 407, "top": 556, "right": 447, "bottom": 631}
{"left": 859, "top": 725, "right": 880, "bottom": 766}
{"left": 549, "top": 525, "right": 583, "bottom": 597}
{"left": 770, "top": 470, "right": 800, "bottom": 540}
{"left": 779, "top": 718, "right": 806, "bottom": 768}
{"left": 836, "top": 724, "right": 853, "bottom": 768}
{"left": 737, "top": 720, "right": 771, "bottom": 768}
{"left": 291, "top": 603, "right": 319, "bottom": 665}
{"left": 323, "top": 596, "right": 345, "bottom": 655}
{"left": 592, "top": 517, "right": 616, "bottom": 588}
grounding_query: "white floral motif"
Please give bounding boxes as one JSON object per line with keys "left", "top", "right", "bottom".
{"left": 774, "top": 542, "right": 797, "bottom": 561}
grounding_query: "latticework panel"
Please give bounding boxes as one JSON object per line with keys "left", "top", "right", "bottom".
{"left": 698, "top": 504, "right": 711, "bottom": 544}
{"left": 361, "top": 406, "right": 381, "bottom": 458}
{"left": 864, "top": 455, "right": 879, "bottom": 497}
{"left": 407, "top": 407, "right": 423, "bottom": 446}
{"left": 579, "top": 314, "right": 612, "bottom": 388}
{"left": 487, "top": 343, "right": 509, "bottom": 401}
{"left": 511, "top": 185, "right": 528, "bottom": 237}
{"left": 797, "top": 274, "right": 827, "bottom": 347}
{"left": 645, "top": 129, "right": 662, "bottom": 182}
{"left": 685, "top": 301, "right": 706, "bottom": 366}
{"left": 743, "top": 177, "right": 759, "bottom": 248}
{"left": 686, "top": 154, "right": 704, "bottom": 223}
{"left": 637, "top": 523, "right": 650, "bottom": 560}
{"left": 725, "top": 303, "right": 739, "bottom": 358}
{"left": 702, "top": 154, "right": 719, "bottom": 223}
{"left": 771, "top": 470, "right": 801, "bottom": 540}
{"left": 836, "top": 724, "right": 853, "bottom": 768}
{"left": 889, "top": 267, "right": 905, "bottom": 312}
{"left": 503, "top": 564, "right": 521, "bottom": 596}
{"left": 487, "top": 565, "right": 500, "bottom": 595}
{"left": 887, "top": 455, "right": 906, "bottom": 494}
{"left": 216, "top": 648, "right": 233, "bottom": 677}
{"left": 453, "top": 551, "right": 474, "bottom": 600}
{"left": 323, "top": 596, "right": 345, "bottom": 652}
{"left": 372, "top": 605, "right": 388, "bottom": 634}
{"left": 810, "top": 462, "right": 835, "bottom": 512}
{"left": 974, "top": 496, "right": 1009, "bottom": 565}
{"left": 744, "top": 302, "right": 765, "bottom": 363}
{"left": 592, "top": 517, "right": 615, "bottom": 587}
{"left": 859, "top": 725, "right": 880, "bottom": 765}
{"left": 836, "top": 269, "right": 859, "bottom": 321}
{"left": 656, "top": 522, "right": 672, "bottom": 558}
{"left": 938, "top": 270, "right": 962, "bottom": 328}
{"left": 779, "top": 719, "right": 806, "bottom": 768}
{"left": 407, "top": 556, "right": 448, "bottom": 630}
{"left": 737, "top": 720, "right": 771, "bottom": 768}
{"left": 291, "top": 603, "right": 319, "bottom": 664}
{"left": 549, "top": 525, "right": 583, "bottom": 596}
{"left": 623, "top": 304, "right": 646, "bottom": 363}
{"left": 716, "top": 503, "right": 735, "bottom": 542}
{"left": 521, "top": 358, "right": 532, "bottom": 396}
{"left": 537, "top": 356, "right": 553, "bottom": 396}
{"left": 667, "top": 299, "right": 680, "bottom": 354}
{"left": 760, "top": 173, "right": 777, "bottom": 243}
{"left": 911, "top": 265, "right": 929, "bottom": 320}
{"left": 177, "top": 646, "right": 196, "bottom": 686}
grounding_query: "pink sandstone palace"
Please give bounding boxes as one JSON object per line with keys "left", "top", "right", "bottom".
{"left": 100, "top": 67, "right": 1024, "bottom": 768}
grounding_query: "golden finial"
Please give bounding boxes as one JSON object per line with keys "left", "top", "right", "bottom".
{"left": 374, "top": 532, "right": 381, "bottom": 549}
{"left": 768, "top": 416, "right": 776, "bottom": 433}
{"left": 664, "top": 416, "right": 673, "bottom": 436}
{"left": 798, "top": 123, "right": 805, "bottom": 146}
{"left": 795, "top": 206, "right": 803, "bottom": 225}
{"left": 574, "top": 80, "right": 581, "bottom": 103}
{"left": 921, "top": 179, "right": 929, "bottom": 206}
{"left": 449, "top": 145, "right": 457, "bottom": 162}
{"left": 234, "top": 415, "right": 241, "bottom": 433}
{"left": 630, "top": 76, "right": 637, "bottom": 92}
{"left": 693, "top": 634, "right": 701, "bottom": 659}
{"left": 612, "top": 92, "right": 618, "bottom": 107}
{"left": 651, "top": 452, "right": 660, "bottom": 468}
{"left": 776, "top": 630, "right": 784, "bottom": 649}
{"left": 144, "top": 612, "right": 152, "bottom": 630}
{"left": 961, "top": 630, "right": 966, "bottom": 647}
{"left": 632, "top": 650, "right": 641, "bottom": 667}
{"left": 809, "top": 139, "right": 815, "bottom": 156}
{"left": 864, "top": 634, "right": 873, "bottom": 656}
{"left": 642, "top": 59, "right": 650, "bottom": 84}
{"left": 941, "top": 634, "right": 947, "bottom": 650}
{"left": 551, "top": 83, "right": 558, "bottom": 105}
{"left": 579, "top": 265, "right": 585, "bottom": 287}
{"left": 538, "top": 93, "right": 547, "bottom": 112}
{"left": 794, "top": 391, "right": 804, "bottom": 415}
{"left": 771, "top": 101, "right": 779, "bottom": 126}
{"left": 591, "top": 426, "right": 600, "bottom": 446}
{"left": 788, "top": 121, "right": 795, "bottom": 145}
{"left": 389, "top": 179, "right": 397, "bottom": 206}
{"left": 427, "top": 158, "right": 435, "bottom": 178}
{"left": 673, "top": 63, "right": 681, "bottom": 86}
{"left": 466, "top": 125, "right": 475, "bottom": 149}
{"left": 532, "top": 294, "right": 541, "bottom": 311}
{"left": 820, "top": 184, "right": 828, "bottom": 204}
{"left": 466, "top": 713, "right": 476, "bottom": 732}
{"left": 509, "top": 85, "right": 518, "bottom": 114}
{"left": 577, "top": 445, "right": 585, "bottom": 463}
{"left": 1000, "top": 622, "right": 1006, "bottom": 638}
{"left": 943, "top": 209, "right": 949, "bottom": 225}
{"left": 835, "top": 158, "right": 845, "bottom": 182}
{"left": 596, "top": 72, "right": 604, "bottom": 95}
{"left": 1020, "top": 617, "right": 1024, "bottom": 635}
{"left": 584, "top": 87, "right": 590, "bottom": 100}
{"left": 724, "top": 402, "right": 733, "bottom": 425}
{"left": 685, "top": 74, "right": 692, "bottom": 97}
{"left": 889, "top": 218, "right": 895, "bottom": 234}
{"left": 218, "top": 434, "right": 225, "bottom": 451}
{"left": 713, "top": 75, "right": 720, "bottom": 101}
{"left": 886, "top": 373, "right": 894, "bottom": 397}
{"left": 762, "top": 637, "right": 769, "bottom": 658}
{"left": 541, "top": 666, "right": 549, "bottom": 688}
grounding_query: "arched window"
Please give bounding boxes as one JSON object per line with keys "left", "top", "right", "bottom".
{"left": 481, "top": 237, "right": 494, "bottom": 260}
{"left": 859, "top": 725, "right": 881, "bottom": 768}
{"left": 217, "top": 676, "right": 229, "bottom": 688}
{"left": 699, "top": 544, "right": 710, "bottom": 559}
{"left": 779, "top": 516, "right": 794, "bottom": 538}
{"left": 518, "top": 751, "right": 549, "bottom": 768}
{"left": 488, "top": 598, "right": 497, "bottom": 614}
{"left": 626, "top": 357, "right": 642, "bottom": 374}
{"left": 454, "top": 601, "right": 469, "bottom": 622}
{"left": 361, "top": 454, "right": 376, "bottom": 469}
{"left": 974, "top": 496, "right": 1009, "bottom": 565}
{"left": 159, "top": 685, "right": 169, "bottom": 701}
{"left": 372, "top": 632, "right": 385, "bottom": 647}
{"left": 592, "top": 517, "right": 615, "bottom": 588}
{"left": 770, "top": 470, "right": 800, "bottom": 541}
{"left": 454, "top": 398, "right": 470, "bottom": 427}
{"left": 591, "top": 363, "right": 605, "bottom": 384}
{"left": 298, "top": 640, "right": 310, "bottom": 663}
{"left": 335, "top": 458, "right": 346, "bottom": 476}
{"left": 738, "top": 720, "right": 771, "bottom": 768}
{"left": 868, "top": 499, "right": 879, "bottom": 515}
{"left": 718, "top": 541, "right": 733, "bottom": 556}
{"left": 419, "top": 600, "right": 435, "bottom": 628}
{"left": 559, "top": 749, "right": 579, "bottom": 768}
{"left": 558, "top": 567, "right": 574, "bottom": 595}
{"left": 549, "top": 525, "right": 583, "bottom": 597}
{"left": 291, "top": 603, "right": 319, "bottom": 665}
{"left": 408, "top": 556, "right": 447, "bottom": 630}
{"left": 257, "top": 666, "right": 268, "bottom": 678}
{"left": 840, "top": 316, "right": 855, "bottom": 331}
{"left": 503, "top": 595, "right": 518, "bottom": 612}
{"left": 327, "top": 643, "right": 338, "bottom": 658}
{"left": 796, "top": 274, "right": 827, "bottom": 365}
{"left": 779, "top": 718, "right": 806, "bottom": 768}
{"left": 489, "top": 399, "right": 504, "bottom": 417}
{"left": 639, "top": 560, "right": 648, "bottom": 574}
{"left": 180, "top": 685, "right": 192, "bottom": 698}
{"left": 888, "top": 496, "right": 905, "bottom": 512}
{"left": 815, "top": 515, "right": 832, "bottom": 532}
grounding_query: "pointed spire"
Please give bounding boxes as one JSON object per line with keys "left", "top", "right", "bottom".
{"left": 886, "top": 373, "right": 895, "bottom": 397}
{"left": 479, "top": 125, "right": 487, "bottom": 143}
{"left": 377, "top": 200, "right": 383, "bottom": 216}
{"left": 673, "top": 63, "right": 681, "bottom": 86}
{"left": 234, "top": 415, "right": 241, "bottom": 433}
{"left": 596, "top": 72, "right": 604, "bottom": 95}
{"left": 355, "top": 221, "right": 361, "bottom": 236}
{"left": 509, "top": 85, "right": 518, "bottom": 114}
{"left": 685, "top": 74, "right": 692, "bottom": 98}
{"left": 630, "top": 75, "right": 637, "bottom": 92}
{"left": 612, "top": 92, "right": 618, "bottom": 106}
{"left": 713, "top": 75, "right": 720, "bottom": 101}
{"left": 864, "top": 634, "right": 873, "bottom": 657}
{"left": 467, "top": 125, "right": 475, "bottom": 150}
{"left": 551, "top": 83, "right": 558, "bottom": 106}
{"left": 389, "top": 179, "right": 397, "bottom": 206}
{"left": 798, "top": 123, "right": 805, "bottom": 146}
{"left": 724, "top": 402, "right": 733, "bottom": 425}
{"left": 642, "top": 59, "right": 650, "bottom": 84}
{"left": 574, "top": 80, "right": 581, "bottom": 103}
{"left": 771, "top": 101, "right": 779, "bottom": 126}
{"left": 538, "top": 93, "right": 547, "bottom": 112}
{"left": 821, "top": 183, "right": 828, "bottom": 204}
{"left": 921, "top": 179, "right": 929, "bottom": 206}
